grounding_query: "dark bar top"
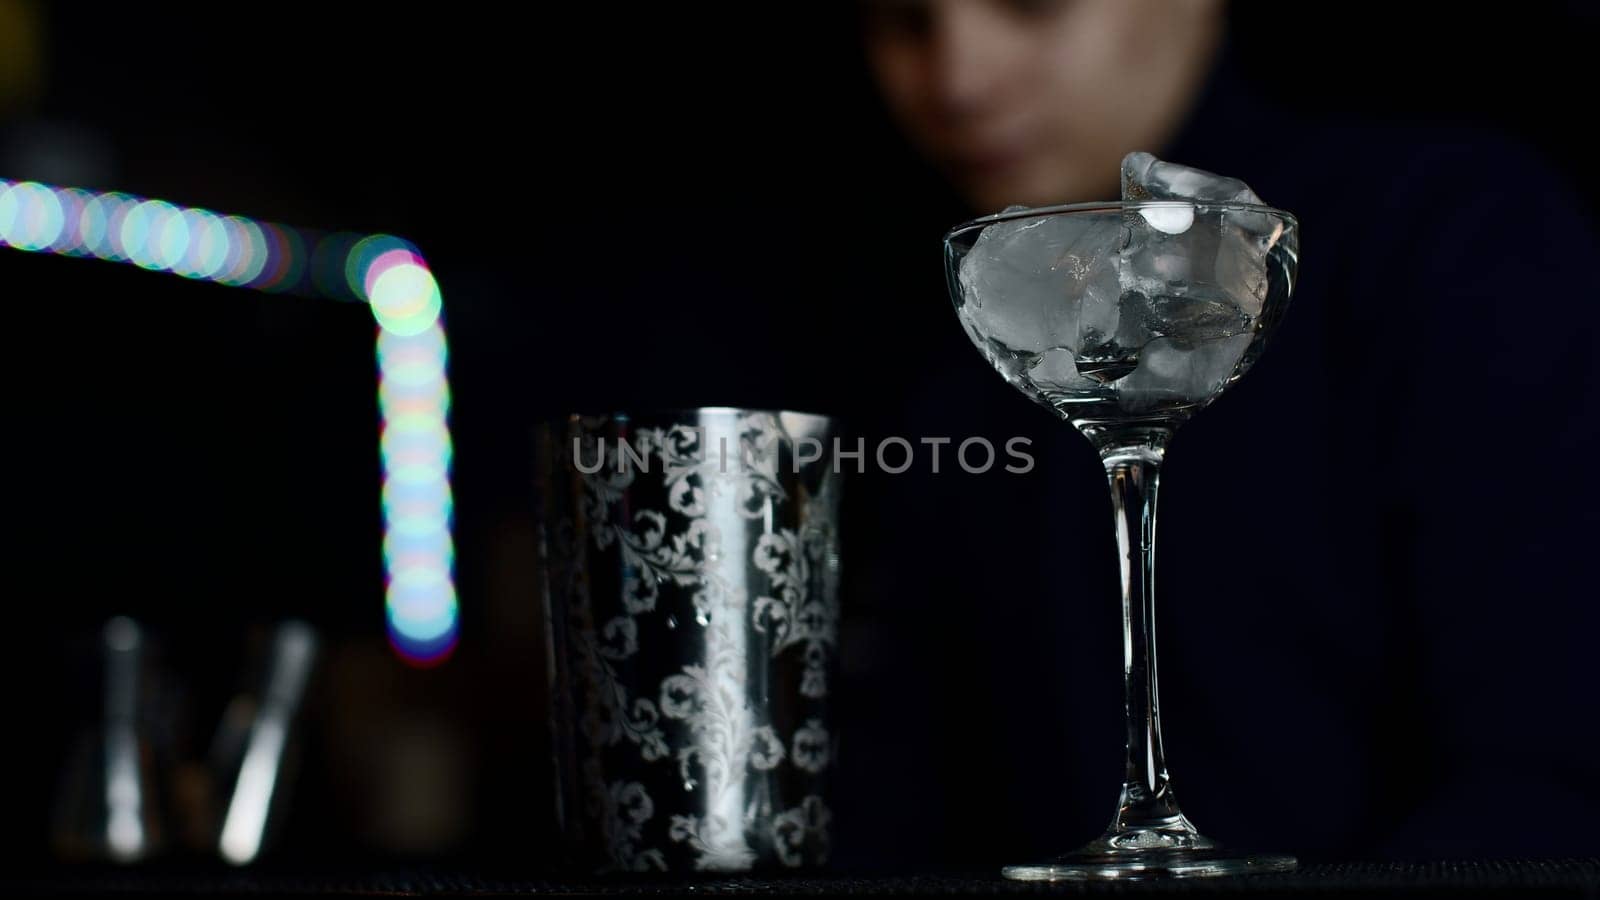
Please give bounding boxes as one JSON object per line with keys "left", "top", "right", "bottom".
{"left": 12, "top": 859, "right": 1600, "bottom": 899}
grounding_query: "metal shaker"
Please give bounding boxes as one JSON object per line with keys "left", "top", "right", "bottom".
{"left": 536, "top": 409, "right": 842, "bottom": 872}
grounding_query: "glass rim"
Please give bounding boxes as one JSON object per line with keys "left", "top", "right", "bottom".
{"left": 944, "top": 200, "right": 1299, "bottom": 244}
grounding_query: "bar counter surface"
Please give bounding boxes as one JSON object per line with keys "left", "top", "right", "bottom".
{"left": 11, "top": 859, "right": 1600, "bottom": 899}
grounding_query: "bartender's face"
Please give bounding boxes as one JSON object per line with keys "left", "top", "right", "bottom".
{"left": 862, "top": 0, "right": 1223, "bottom": 212}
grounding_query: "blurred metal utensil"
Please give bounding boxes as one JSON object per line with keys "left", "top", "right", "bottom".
{"left": 210, "top": 620, "right": 319, "bottom": 865}
{"left": 51, "top": 617, "right": 166, "bottom": 863}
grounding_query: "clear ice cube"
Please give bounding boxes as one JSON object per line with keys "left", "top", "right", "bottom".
{"left": 955, "top": 154, "right": 1284, "bottom": 414}
{"left": 1116, "top": 333, "right": 1253, "bottom": 413}
{"left": 1119, "top": 291, "right": 1253, "bottom": 348}
{"left": 1120, "top": 151, "right": 1277, "bottom": 318}
{"left": 1027, "top": 346, "right": 1096, "bottom": 394}
{"left": 958, "top": 208, "right": 1121, "bottom": 358}
{"left": 1120, "top": 152, "right": 1261, "bottom": 204}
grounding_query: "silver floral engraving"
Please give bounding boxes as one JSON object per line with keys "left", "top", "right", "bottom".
{"left": 587, "top": 764, "right": 667, "bottom": 873}
{"left": 791, "top": 719, "right": 831, "bottom": 774}
{"left": 751, "top": 524, "right": 840, "bottom": 699}
{"left": 542, "top": 410, "right": 840, "bottom": 872}
{"left": 659, "top": 595, "right": 786, "bottom": 871}
{"left": 551, "top": 513, "right": 668, "bottom": 765}
{"left": 771, "top": 796, "right": 832, "bottom": 867}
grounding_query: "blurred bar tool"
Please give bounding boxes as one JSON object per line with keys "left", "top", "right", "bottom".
{"left": 50, "top": 617, "right": 166, "bottom": 863}
{"left": 208, "top": 620, "right": 319, "bottom": 865}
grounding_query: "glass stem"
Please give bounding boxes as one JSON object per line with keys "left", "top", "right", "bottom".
{"left": 1101, "top": 440, "right": 1201, "bottom": 846}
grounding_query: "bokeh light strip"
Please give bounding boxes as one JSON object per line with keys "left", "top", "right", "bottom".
{"left": 0, "top": 177, "right": 457, "bottom": 666}
{"left": 375, "top": 319, "right": 457, "bottom": 665}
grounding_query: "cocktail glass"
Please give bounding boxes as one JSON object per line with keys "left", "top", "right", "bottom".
{"left": 944, "top": 200, "right": 1299, "bottom": 880}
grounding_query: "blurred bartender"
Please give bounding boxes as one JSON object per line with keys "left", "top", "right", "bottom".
{"left": 835, "top": 0, "right": 1600, "bottom": 866}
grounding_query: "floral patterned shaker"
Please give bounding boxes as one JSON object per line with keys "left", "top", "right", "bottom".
{"left": 535, "top": 409, "right": 842, "bottom": 873}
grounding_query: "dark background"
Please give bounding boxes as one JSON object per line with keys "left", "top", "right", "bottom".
{"left": 3, "top": 1, "right": 1596, "bottom": 873}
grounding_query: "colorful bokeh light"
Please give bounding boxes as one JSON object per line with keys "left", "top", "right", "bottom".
{"left": 0, "top": 177, "right": 458, "bottom": 666}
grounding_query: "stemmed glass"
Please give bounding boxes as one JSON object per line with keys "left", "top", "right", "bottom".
{"left": 944, "top": 200, "right": 1299, "bottom": 880}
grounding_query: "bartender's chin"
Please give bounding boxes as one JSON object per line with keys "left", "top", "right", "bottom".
{"left": 964, "top": 177, "right": 1052, "bottom": 216}
{"left": 938, "top": 155, "right": 1019, "bottom": 214}
{"left": 946, "top": 157, "right": 1062, "bottom": 213}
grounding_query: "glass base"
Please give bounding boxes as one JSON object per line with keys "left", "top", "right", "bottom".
{"left": 1003, "top": 840, "right": 1296, "bottom": 881}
